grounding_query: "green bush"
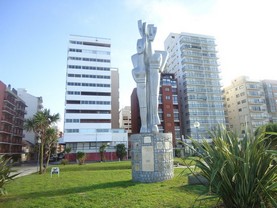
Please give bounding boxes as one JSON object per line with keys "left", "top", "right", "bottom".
{"left": 115, "top": 144, "right": 127, "bottom": 161}
{"left": 76, "top": 152, "right": 86, "bottom": 165}
{"left": 188, "top": 126, "right": 277, "bottom": 208}
{"left": 60, "top": 159, "right": 69, "bottom": 165}
{"left": 175, "top": 149, "right": 181, "bottom": 157}
{"left": 0, "top": 156, "right": 19, "bottom": 195}
{"left": 99, "top": 144, "right": 107, "bottom": 162}
{"left": 255, "top": 122, "right": 277, "bottom": 150}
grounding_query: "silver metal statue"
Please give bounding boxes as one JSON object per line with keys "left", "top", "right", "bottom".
{"left": 132, "top": 20, "right": 168, "bottom": 133}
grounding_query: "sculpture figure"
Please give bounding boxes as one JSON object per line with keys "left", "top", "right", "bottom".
{"left": 132, "top": 20, "right": 168, "bottom": 133}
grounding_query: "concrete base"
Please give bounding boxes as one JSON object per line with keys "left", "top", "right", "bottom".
{"left": 131, "top": 133, "right": 174, "bottom": 183}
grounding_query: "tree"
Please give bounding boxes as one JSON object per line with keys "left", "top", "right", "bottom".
{"left": 99, "top": 144, "right": 107, "bottom": 162}
{"left": 44, "top": 128, "right": 59, "bottom": 170}
{"left": 24, "top": 109, "right": 60, "bottom": 174}
{"left": 65, "top": 147, "right": 71, "bottom": 154}
{"left": 115, "top": 144, "right": 127, "bottom": 161}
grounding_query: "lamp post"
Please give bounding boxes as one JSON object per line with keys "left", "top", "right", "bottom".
{"left": 37, "top": 136, "right": 41, "bottom": 173}
{"left": 107, "top": 142, "right": 111, "bottom": 161}
{"left": 193, "top": 121, "right": 200, "bottom": 141}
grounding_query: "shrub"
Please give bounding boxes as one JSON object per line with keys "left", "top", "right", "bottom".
{"left": 60, "top": 159, "right": 69, "bottom": 165}
{"left": 188, "top": 126, "right": 277, "bottom": 208}
{"left": 255, "top": 122, "right": 277, "bottom": 150}
{"left": 115, "top": 144, "right": 127, "bottom": 161}
{"left": 99, "top": 144, "right": 107, "bottom": 162}
{"left": 76, "top": 152, "right": 86, "bottom": 165}
{"left": 175, "top": 149, "right": 181, "bottom": 157}
{"left": 0, "top": 156, "right": 19, "bottom": 195}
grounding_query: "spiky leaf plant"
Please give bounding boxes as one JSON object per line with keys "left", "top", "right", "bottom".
{"left": 0, "top": 156, "right": 19, "bottom": 195}
{"left": 188, "top": 126, "right": 277, "bottom": 208}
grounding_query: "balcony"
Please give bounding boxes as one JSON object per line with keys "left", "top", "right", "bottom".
{"left": 0, "top": 117, "right": 13, "bottom": 125}
{"left": 2, "top": 106, "right": 15, "bottom": 115}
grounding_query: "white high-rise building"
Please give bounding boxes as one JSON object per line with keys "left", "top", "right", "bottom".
{"left": 17, "top": 88, "right": 43, "bottom": 144}
{"left": 63, "top": 35, "right": 127, "bottom": 160}
{"left": 164, "top": 33, "right": 225, "bottom": 141}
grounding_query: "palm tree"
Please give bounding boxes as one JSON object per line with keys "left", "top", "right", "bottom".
{"left": 24, "top": 109, "right": 60, "bottom": 174}
{"left": 44, "top": 128, "right": 58, "bottom": 170}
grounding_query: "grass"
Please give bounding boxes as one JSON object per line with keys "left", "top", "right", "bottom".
{"left": 0, "top": 161, "right": 217, "bottom": 208}
{"left": 174, "top": 157, "right": 197, "bottom": 166}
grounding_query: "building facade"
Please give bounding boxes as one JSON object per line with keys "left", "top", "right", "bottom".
{"left": 131, "top": 73, "right": 181, "bottom": 147}
{"left": 63, "top": 35, "right": 127, "bottom": 161}
{"left": 111, "top": 68, "right": 120, "bottom": 129}
{"left": 17, "top": 88, "right": 43, "bottom": 145}
{"left": 262, "top": 80, "right": 277, "bottom": 123}
{"left": 119, "top": 106, "right": 132, "bottom": 134}
{"left": 164, "top": 33, "right": 225, "bottom": 141}
{"left": 0, "top": 81, "right": 26, "bottom": 159}
{"left": 223, "top": 76, "right": 269, "bottom": 135}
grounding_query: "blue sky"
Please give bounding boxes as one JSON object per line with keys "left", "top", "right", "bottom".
{"left": 1, "top": 0, "right": 276, "bottom": 130}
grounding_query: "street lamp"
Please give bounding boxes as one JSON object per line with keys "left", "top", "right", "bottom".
{"left": 37, "top": 136, "right": 41, "bottom": 173}
{"left": 107, "top": 142, "right": 111, "bottom": 161}
{"left": 193, "top": 121, "right": 200, "bottom": 141}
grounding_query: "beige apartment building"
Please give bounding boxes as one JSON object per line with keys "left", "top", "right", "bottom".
{"left": 223, "top": 76, "right": 269, "bottom": 135}
{"left": 119, "top": 106, "right": 131, "bottom": 134}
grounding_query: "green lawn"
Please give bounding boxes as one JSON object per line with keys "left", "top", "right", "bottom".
{"left": 0, "top": 161, "right": 217, "bottom": 208}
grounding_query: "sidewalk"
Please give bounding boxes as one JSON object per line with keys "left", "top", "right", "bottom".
{"left": 12, "top": 164, "right": 38, "bottom": 178}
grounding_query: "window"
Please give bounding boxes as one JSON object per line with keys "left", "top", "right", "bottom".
{"left": 89, "top": 142, "right": 96, "bottom": 149}
{"left": 240, "top": 92, "right": 245, "bottom": 96}
{"left": 65, "top": 129, "right": 79, "bottom": 133}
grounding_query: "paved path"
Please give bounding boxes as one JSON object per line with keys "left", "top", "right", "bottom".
{"left": 12, "top": 164, "right": 38, "bottom": 178}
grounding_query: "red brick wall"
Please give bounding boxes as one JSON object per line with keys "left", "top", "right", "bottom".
{"left": 65, "top": 152, "right": 119, "bottom": 162}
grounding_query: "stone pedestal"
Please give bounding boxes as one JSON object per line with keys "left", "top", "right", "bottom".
{"left": 131, "top": 133, "right": 174, "bottom": 183}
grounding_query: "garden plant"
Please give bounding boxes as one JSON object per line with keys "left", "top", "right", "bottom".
{"left": 0, "top": 156, "right": 19, "bottom": 195}
{"left": 186, "top": 125, "right": 277, "bottom": 207}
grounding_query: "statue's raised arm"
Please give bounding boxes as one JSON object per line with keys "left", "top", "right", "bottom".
{"left": 132, "top": 20, "right": 168, "bottom": 133}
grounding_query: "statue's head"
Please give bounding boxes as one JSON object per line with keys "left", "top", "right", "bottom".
{"left": 147, "top": 24, "right": 157, "bottom": 41}
{"left": 138, "top": 20, "right": 146, "bottom": 38}
{"left": 137, "top": 38, "right": 146, "bottom": 54}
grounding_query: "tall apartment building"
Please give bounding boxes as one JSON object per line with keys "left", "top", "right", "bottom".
{"left": 262, "top": 80, "right": 277, "bottom": 123}
{"left": 63, "top": 35, "right": 127, "bottom": 161}
{"left": 131, "top": 73, "right": 181, "bottom": 147}
{"left": 0, "top": 81, "right": 26, "bottom": 159}
{"left": 164, "top": 33, "right": 225, "bottom": 141}
{"left": 119, "top": 106, "right": 132, "bottom": 134}
{"left": 223, "top": 76, "right": 269, "bottom": 135}
{"left": 17, "top": 88, "right": 43, "bottom": 144}
{"left": 111, "top": 68, "right": 120, "bottom": 128}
